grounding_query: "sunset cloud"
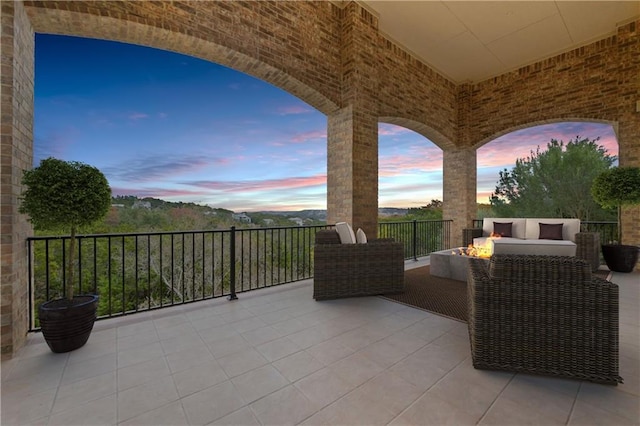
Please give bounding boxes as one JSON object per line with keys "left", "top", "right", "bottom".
{"left": 379, "top": 145, "right": 443, "bottom": 177}
{"left": 33, "top": 127, "right": 80, "bottom": 163}
{"left": 379, "top": 124, "right": 412, "bottom": 136}
{"left": 290, "top": 130, "right": 327, "bottom": 143}
{"left": 103, "top": 155, "right": 215, "bottom": 183}
{"left": 36, "top": 35, "right": 623, "bottom": 212}
{"left": 479, "top": 122, "right": 618, "bottom": 168}
{"left": 185, "top": 174, "right": 327, "bottom": 193}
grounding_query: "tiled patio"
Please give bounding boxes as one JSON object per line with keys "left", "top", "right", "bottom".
{"left": 2, "top": 258, "right": 638, "bottom": 426}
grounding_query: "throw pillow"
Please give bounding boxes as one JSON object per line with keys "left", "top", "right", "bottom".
{"left": 335, "top": 222, "right": 356, "bottom": 244}
{"left": 492, "top": 222, "right": 513, "bottom": 237}
{"left": 356, "top": 228, "right": 367, "bottom": 244}
{"left": 539, "top": 223, "right": 563, "bottom": 240}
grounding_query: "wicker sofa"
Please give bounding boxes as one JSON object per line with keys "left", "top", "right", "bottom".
{"left": 467, "top": 254, "right": 622, "bottom": 385}
{"left": 313, "top": 229, "right": 404, "bottom": 300}
{"left": 463, "top": 218, "right": 600, "bottom": 271}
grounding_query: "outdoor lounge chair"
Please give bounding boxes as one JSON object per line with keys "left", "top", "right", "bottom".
{"left": 313, "top": 229, "right": 404, "bottom": 300}
{"left": 467, "top": 254, "right": 623, "bottom": 385}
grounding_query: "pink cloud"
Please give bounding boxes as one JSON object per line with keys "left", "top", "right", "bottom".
{"left": 290, "top": 130, "right": 327, "bottom": 143}
{"left": 379, "top": 124, "right": 412, "bottom": 136}
{"left": 379, "top": 147, "right": 443, "bottom": 177}
{"left": 104, "top": 156, "right": 214, "bottom": 183}
{"left": 479, "top": 122, "right": 618, "bottom": 168}
{"left": 476, "top": 190, "right": 494, "bottom": 203}
{"left": 186, "top": 174, "right": 327, "bottom": 193}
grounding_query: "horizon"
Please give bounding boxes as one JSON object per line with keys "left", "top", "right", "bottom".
{"left": 35, "top": 34, "right": 619, "bottom": 212}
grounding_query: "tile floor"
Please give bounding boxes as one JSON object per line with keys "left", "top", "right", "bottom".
{"left": 1, "top": 258, "right": 639, "bottom": 425}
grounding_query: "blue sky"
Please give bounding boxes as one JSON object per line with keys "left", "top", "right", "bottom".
{"left": 35, "top": 34, "right": 618, "bottom": 212}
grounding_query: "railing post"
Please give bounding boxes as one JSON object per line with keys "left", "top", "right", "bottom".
{"left": 412, "top": 220, "right": 418, "bottom": 261}
{"left": 228, "top": 226, "right": 238, "bottom": 300}
{"left": 27, "top": 239, "right": 33, "bottom": 330}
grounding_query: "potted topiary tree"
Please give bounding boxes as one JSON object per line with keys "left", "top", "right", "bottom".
{"left": 20, "top": 157, "right": 112, "bottom": 352}
{"left": 591, "top": 166, "right": 640, "bottom": 272}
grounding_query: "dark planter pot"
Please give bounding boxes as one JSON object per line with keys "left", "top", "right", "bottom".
{"left": 601, "top": 244, "right": 640, "bottom": 273}
{"left": 38, "top": 295, "right": 99, "bottom": 353}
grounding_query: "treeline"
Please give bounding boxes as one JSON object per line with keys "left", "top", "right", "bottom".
{"left": 36, "top": 196, "right": 327, "bottom": 237}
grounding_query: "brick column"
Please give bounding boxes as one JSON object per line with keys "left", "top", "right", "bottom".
{"left": 1, "top": 1, "right": 34, "bottom": 359}
{"left": 326, "top": 2, "right": 379, "bottom": 237}
{"left": 442, "top": 148, "right": 476, "bottom": 248}
{"left": 327, "top": 106, "right": 378, "bottom": 236}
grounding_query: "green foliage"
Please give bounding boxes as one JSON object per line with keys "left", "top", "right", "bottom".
{"left": 489, "top": 136, "right": 616, "bottom": 220}
{"left": 21, "top": 157, "right": 111, "bottom": 300}
{"left": 591, "top": 166, "right": 640, "bottom": 209}
{"left": 591, "top": 166, "right": 640, "bottom": 243}
{"left": 20, "top": 157, "right": 112, "bottom": 231}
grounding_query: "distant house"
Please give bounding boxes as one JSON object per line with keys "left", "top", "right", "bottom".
{"left": 132, "top": 200, "right": 152, "bottom": 209}
{"left": 288, "top": 217, "right": 304, "bottom": 226}
{"left": 232, "top": 212, "right": 252, "bottom": 223}
{"left": 204, "top": 210, "right": 218, "bottom": 216}
{"left": 111, "top": 204, "right": 125, "bottom": 208}
{"left": 263, "top": 218, "right": 274, "bottom": 226}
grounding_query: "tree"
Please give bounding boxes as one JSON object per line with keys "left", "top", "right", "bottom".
{"left": 20, "top": 157, "right": 112, "bottom": 300}
{"left": 591, "top": 166, "right": 640, "bottom": 243}
{"left": 489, "top": 136, "right": 616, "bottom": 220}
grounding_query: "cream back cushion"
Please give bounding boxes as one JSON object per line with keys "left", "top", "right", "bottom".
{"left": 356, "top": 228, "right": 367, "bottom": 244}
{"left": 335, "top": 222, "right": 356, "bottom": 244}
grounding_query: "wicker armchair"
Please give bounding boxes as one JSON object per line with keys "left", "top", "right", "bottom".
{"left": 467, "top": 254, "right": 622, "bottom": 385}
{"left": 313, "top": 229, "right": 404, "bottom": 300}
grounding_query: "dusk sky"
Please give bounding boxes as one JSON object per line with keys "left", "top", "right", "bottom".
{"left": 35, "top": 34, "right": 619, "bottom": 212}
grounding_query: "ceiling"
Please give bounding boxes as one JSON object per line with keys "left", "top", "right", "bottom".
{"left": 358, "top": 1, "right": 640, "bottom": 83}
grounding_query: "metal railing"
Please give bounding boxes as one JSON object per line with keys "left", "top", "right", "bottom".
{"left": 379, "top": 220, "right": 452, "bottom": 260}
{"left": 27, "top": 220, "right": 452, "bottom": 330}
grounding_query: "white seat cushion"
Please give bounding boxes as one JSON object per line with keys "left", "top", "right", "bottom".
{"left": 493, "top": 238, "right": 576, "bottom": 256}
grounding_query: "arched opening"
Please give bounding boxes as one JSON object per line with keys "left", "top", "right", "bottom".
{"left": 36, "top": 34, "right": 330, "bottom": 216}
{"left": 377, "top": 123, "right": 443, "bottom": 213}
{"left": 476, "top": 121, "right": 619, "bottom": 221}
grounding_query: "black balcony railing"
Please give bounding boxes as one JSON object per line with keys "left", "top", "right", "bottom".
{"left": 379, "top": 220, "right": 452, "bottom": 260}
{"left": 27, "top": 220, "right": 452, "bottom": 330}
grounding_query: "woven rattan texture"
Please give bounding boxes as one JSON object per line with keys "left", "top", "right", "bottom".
{"left": 467, "top": 254, "right": 622, "bottom": 385}
{"left": 313, "top": 230, "right": 405, "bottom": 300}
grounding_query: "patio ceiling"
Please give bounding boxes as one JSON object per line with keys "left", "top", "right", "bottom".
{"left": 358, "top": 1, "right": 640, "bottom": 83}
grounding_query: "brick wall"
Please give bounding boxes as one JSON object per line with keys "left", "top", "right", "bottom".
{"left": 1, "top": 0, "right": 34, "bottom": 358}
